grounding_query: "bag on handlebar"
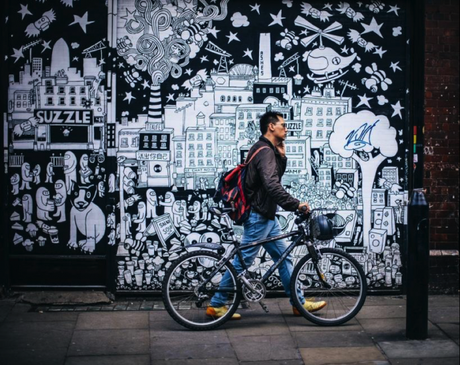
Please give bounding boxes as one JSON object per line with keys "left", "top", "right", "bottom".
{"left": 213, "top": 146, "right": 269, "bottom": 225}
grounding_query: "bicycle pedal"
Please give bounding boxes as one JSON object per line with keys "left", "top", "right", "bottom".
{"left": 240, "top": 300, "right": 251, "bottom": 309}
{"left": 259, "top": 301, "right": 269, "bottom": 313}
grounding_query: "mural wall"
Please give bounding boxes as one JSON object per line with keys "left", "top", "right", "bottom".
{"left": 4, "top": 0, "right": 410, "bottom": 291}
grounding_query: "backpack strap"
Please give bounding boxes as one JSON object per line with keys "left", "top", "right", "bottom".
{"left": 244, "top": 146, "right": 270, "bottom": 165}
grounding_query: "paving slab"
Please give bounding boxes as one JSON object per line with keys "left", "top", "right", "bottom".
{"left": 20, "top": 291, "right": 111, "bottom": 305}
{"left": 299, "top": 346, "right": 387, "bottom": 364}
{"left": 428, "top": 296, "right": 459, "bottom": 307}
{"left": 434, "top": 322, "right": 459, "bottom": 342}
{"left": 240, "top": 361, "right": 304, "bottom": 365}
{"left": 358, "top": 318, "right": 448, "bottom": 342}
{"left": 5, "top": 311, "right": 79, "bottom": 322}
{"left": 150, "top": 342, "right": 236, "bottom": 361}
{"left": 68, "top": 329, "right": 150, "bottom": 356}
{"left": 428, "top": 306, "right": 460, "bottom": 323}
{"left": 0, "top": 321, "right": 74, "bottom": 350}
{"left": 76, "top": 311, "right": 149, "bottom": 330}
{"left": 390, "top": 358, "right": 460, "bottom": 365}
{"left": 356, "top": 305, "right": 406, "bottom": 319}
{"left": 65, "top": 354, "right": 150, "bottom": 365}
{"left": 150, "top": 328, "right": 230, "bottom": 345}
{"left": 284, "top": 316, "right": 362, "bottom": 332}
{"left": 293, "top": 329, "right": 374, "bottom": 348}
{"left": 230, "top": 334, "right": 303, "bottom": 362}
{"left": 0, "top": 302, "right": 14, "bottom": 323}
{"left": 152, "top": 358, "right": 239, "bottom": 365}
{"left": 378, "top": 340, "right": 459, "bottom": 359}
{"left": 0, "top": 347, "right": 68, "bottom": 365}
{"left": 225, "top": 320, "right": 291, "bottom": 337}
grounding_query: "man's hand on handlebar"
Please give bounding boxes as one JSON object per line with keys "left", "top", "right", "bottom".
{"left": 298, "top": 202, "right": 310, "bottom": 214}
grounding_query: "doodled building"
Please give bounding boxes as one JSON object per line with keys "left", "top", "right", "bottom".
{"left": 8, "top": 39, "right": 106, "bottom": 151}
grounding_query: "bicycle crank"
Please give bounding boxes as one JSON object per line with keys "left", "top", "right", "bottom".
{"left": 242, "top": 279, "right": 266, "bottom": 303}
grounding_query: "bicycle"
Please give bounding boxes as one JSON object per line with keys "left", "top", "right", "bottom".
{"left": 162, "top": 207, "right": 367, "bottom": 330}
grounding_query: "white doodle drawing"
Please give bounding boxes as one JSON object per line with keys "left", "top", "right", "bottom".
{"left": 11, "top": 173, "right": 20, "bottom": 195}
{"left": 33, "top": 164, "right": 41, "bottom": 184}
{"left": 25, "top": 9, "right": 56, "bottom": 37}
{"left": 335, "top": 2, "right": 364, "bottom": 22}
{"left": 79, "top": 154, "right": 93, "bottom": 184}
{"left": 133, "top": 202, "right": 147, "bottom": 232}
{"left": 362, "top": 63, "right": 392, "bottom": 92}
{"left": 230, "top": 12, "right": 249, "bottom": 27}
{"left": 329, "top": 110, "right": 398, "bottom": 247}
{"left": 53, "top": 179, "right": 67, "bottom": 223}
{"left": 45, "top": 162, "right": 54, "bottom": 183}
{"left": 68, "top": 184, "right": 106, "bottom": 253}
{"left": 64, "top": 151, "right": 77, "bottom": 194}
{"left": 22, "top": 194, "right": 33, "bottom": 223}
{"left": 301, "top": 3, "right": 332, "bottom": 22}
{"left": 146, "top": 189, "right": 158, "bottom": 218}
{"left": 276, "top": 29, "right": 299, "bottom": 50}
{"left": 36, "top": 187, "right": 55, "bottom": 221}
{"left": 20, "top": 162, "right": 33, "bottom": 190}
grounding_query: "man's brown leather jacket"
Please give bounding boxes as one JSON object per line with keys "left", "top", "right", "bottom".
{"left": 245, "top": 136, "right": 300, "bottom": 220}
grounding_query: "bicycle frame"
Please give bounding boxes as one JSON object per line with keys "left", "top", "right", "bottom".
{"left": 197, "top": 227, "right": 310, "bottom": 294}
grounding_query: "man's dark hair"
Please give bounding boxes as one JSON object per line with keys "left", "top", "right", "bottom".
{"left": 259, "top": 111, "right": 283, "bottom": 135}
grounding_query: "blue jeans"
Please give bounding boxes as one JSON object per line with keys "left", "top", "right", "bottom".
{"left": 210, "top": 210, "right": 304, "bottom": 307}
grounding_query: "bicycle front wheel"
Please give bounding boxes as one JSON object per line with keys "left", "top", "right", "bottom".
{"left": 162, "top": 250, "right": 242, "bottom": 330}
{"left": 291, "top": 248, "right": 367, "bottom": 326}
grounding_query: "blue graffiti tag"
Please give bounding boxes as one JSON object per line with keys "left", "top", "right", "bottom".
{"left": 344, "top": 120, "right": 380, "bottom": 150}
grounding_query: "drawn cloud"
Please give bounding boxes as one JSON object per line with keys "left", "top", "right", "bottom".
{"left": 231, "top": 12, "right": 249, "bottom": 27}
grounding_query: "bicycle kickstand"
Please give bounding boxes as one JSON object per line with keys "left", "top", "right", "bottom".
{"left": 259, "top": 300, "right": 269, "bottom": 313}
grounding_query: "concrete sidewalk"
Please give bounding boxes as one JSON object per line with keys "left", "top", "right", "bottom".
{"left": 0, "top": 294, "right": 458, "bottom": 365}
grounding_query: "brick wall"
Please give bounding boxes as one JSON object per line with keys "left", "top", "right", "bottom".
{"left": 424, "top": 0, "right": 459, "bottom": 293}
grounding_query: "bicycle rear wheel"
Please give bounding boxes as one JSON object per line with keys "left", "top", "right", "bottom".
{"left": 162, "top": 250, "right": 241, "bottom": 330}
{"left": 291, "top": 248, "right": 367, "bottom": 326}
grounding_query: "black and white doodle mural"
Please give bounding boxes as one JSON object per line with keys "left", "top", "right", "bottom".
{"left": 4, "top": 0, "right": 410, "bottom": 291}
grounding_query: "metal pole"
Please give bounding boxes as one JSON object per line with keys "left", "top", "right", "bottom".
{"left": 406, "top": 188, "right": 429, "bottom": 339}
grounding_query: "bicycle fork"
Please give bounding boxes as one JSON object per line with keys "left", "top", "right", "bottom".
{"left": 306, "top": 241, "right": 332, "bottom": 289}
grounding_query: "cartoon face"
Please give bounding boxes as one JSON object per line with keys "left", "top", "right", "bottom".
{"left": 164, "top": 192, "right": 174, "bottom": 202}
{"left": 11, "top": 173, "right": 20, "bottom": 184}
{"left": 357, "top": 37, "right": 368, "bottom": 47}
{"left": 309, "top": 8, "right": 320, "bottom": 18}
{"left": 188, "top": 201, "right": 200, "bottom": 213}
{"left": 346, "top": 8, "right": 356, "bottom": 18}
{"left": 172, "top": 201, "right": 183, "bottom": 214}
{"left": 64, "top": 151, "right": 77, "bottom": 171}
{"left": 35, "top": 16, "right": 51, "bottom": 31}
{"left": 80, "top": 154, "right": 89, "bottom": 167}
{"left": 71, "top": 185, "right": 96, "bottom": 211}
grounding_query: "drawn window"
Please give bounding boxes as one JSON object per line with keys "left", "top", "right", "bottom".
{"left": 197, "top": 133, "right": 203, "bottom": 141}
{"left": 176, "top": 151, "right": 182, "bottom": 158}
{"left": 188, "top": 134, "right": 194, "bottom": 141}
{"left": 299, "top": 161, "right": 303, "bottom": 167}
{"left": 247, "top": 112, "right": 252, "bottom": 119}
{"left": 58, "top": 97, "right": 65, "bottom": 105}
{"left": 306, "top": 130, "right": 312, "bottom": 137}
{"left": 256, "top": 88, "right": 260, "bottom": 93}
{"left": 305, "top": 119, "right": 312, "bottom": 127}
{"left": 276, "top": 87, "right": 280, "bottom": 93}
{"left": 45, "top": 80, "right": 52, "bottom": 86}
{"left": 120, "top": 138, "right": 128, "bottom": 148}
{"left": 281, "top": 87, "right": 285, "bottom": 93}
{"left": 198, "top": 151, "right": 203, "bottom": 158}
{"left": 16, "top": 101, "right": 21, "bottom": 108}
{"left": 327, "top": 107, "right": 333, "bottom": 116}
{"left": 198, "top": 159, "right": 204, "bottom": 166}
{"left": 227, "top": 96, "right": 231, "bottom": 102}
{"left": 206, "top": 133, "right": 212, "bottom": 140}
{"left": 58, "top": 87, "right": 65, "bottom": 94}
{"left": 269, "top": 88, "right": 274, "bottom": 93}
{"left": 239, "top": 121, "right": 245, "bottom": 129}
{"left": 220, "top": 95, "right": 225, "bottom": 102}
{"left": 70, "top": 97, "right": 76, "bottom": 105}
{"left": 326, "top": 119, "right": 333, "bottom": 127}
{"left": 189, "top": 152, "right": 195, "bottom": 158}
{"left": 292, "top": 146, "right": 296, "bottom": 153}
{"left": 232, "top": 96, "right": 237, "bottom": 102}
{"left": 327, "top": 131, "right": 332, "bottom": 138}
{"left": 262, "top": 88, "right": 266, "bottom": 93}
{"left": 206, "top": 151, "right": 212, "bottom": 157}
{"left": 317, "top": 130, "right": 323, "bottom": 138}
{"left": 336, "top": 107, "right": 342, "bottom": 116}
{"left": 45, "top": 87, "right": 53, "bottom": 94}
{"left": 317, "top": 108, "right": 323, "bottom": 116}
{"left": 69, "top": 87, "right": 76, "bottom": 94}
{"left": 238, "top": 96, "right": 242, "bottom": 102}
{"left": 80, "top": 87, "right": 86, "bottom": 94}
{"left": 248, "top": 96, "right": 253, "bottom": 102}
{"left": 317, "top": 119, "right": 324, "bottom": 127}
{"left": 299, "top": 146, "right": 303, "bottom": 153}
{"left": 176, "top": 160, "right": 182, "bottom": 167}
{"left": 197, "top": 144, "right": 203, "bottom": 150}
{"left": 305, "top": 107, "right": 313, "bottom": 116}
{"left": 238, "top": 112, "right": 244, "bottom": 120}
{"left": 286, "top": 146, "right": 291, "bottom": 153}
{"left": 46, "top": 97, "right": 53, "bottom": 105}
{"left": 207, "top": 159, "right": 212, "bottom": 166}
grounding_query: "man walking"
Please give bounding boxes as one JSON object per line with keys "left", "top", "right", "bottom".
{"left": 207, "top": 111, "right": 326, "bottom": 319}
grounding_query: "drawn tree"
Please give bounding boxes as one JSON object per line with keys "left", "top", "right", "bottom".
{"left": 117, "top": 0, "right": 228, "bottom": 122}
{"left": 329, "top": 110, "right": 398, "bottom": 248}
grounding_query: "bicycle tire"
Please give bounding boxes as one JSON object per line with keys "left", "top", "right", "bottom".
{"left": 162, "top": 250, "right": 242, "bottom": 330}
{"left": 291, "top": 248, "right": 367, "bottom": 326}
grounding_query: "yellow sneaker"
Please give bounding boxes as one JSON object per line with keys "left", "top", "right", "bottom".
{"left": 206, "top": 305, "right": 241, "bottom": 320}
{"left": 293, "top": 300, "right": 327, "bottom": 316}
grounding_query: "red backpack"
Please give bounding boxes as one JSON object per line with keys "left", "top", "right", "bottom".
{"left": 213, "top": 146, "right": 269, "bottom": 224}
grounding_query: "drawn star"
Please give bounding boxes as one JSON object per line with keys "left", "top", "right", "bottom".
{"left": 99, "top": 58, "right": 106, "bottom": 66}
{"left": 387, "top": 5, "right": 400, "bottom": 16}
{"left": 356, "top": 94, "right": 373, "bottom": 108}
{"left": 323, "top": 3, "right": 333, "bottom": 10}
{"left": 142, "top": 80, "right": 150, "bottom": 89}
{"left": 18, "top": 4, "right": 32, "bottom": 20}
{"left": 300, "top": 29, "right": 308, "bottom": 36}
{"left": 357, "top": 2, "right": 363, "bottom": 7}
{"left": 243, "top": 48, "right": 253, "bottom": 60}
{"left": 200, "top": 55, "right": 209, "bottom": 63}
{"left": 213, "top": 59, "right": 219, "bottom": 65}
{"left": 390, "top": 61, "right": 402, "bottom": 72}
{"left": 226, "top": 31, "right": 240, "bottom": 43}
{"left": 5, "top": 16, "right": 8, "bottom": 24}
{"left": 185, "top": 68, "right": 193, "bottom": 75}
{"left": 373, "top": 47, "right": 387, "bottom": 58}
{"left": 303, "top": 85, "right": 311, "bottom": 93}
{"left": 73, "top": 56, "right": 79, "bottom": 62}
{"left": 340, "top": 45, "right": 349, "bottom": 54}
{"left": 250, "top": 3, "right": 261, "bottom": 15}
{"left": 399, "top": 139, "right": 404, "bottom": 144}
{"left": 269, "top": 10, "right": 285, "bottom": 27}
{"left": 123, "top": 92, "right": 136, "bottom": 104}
{"left": 397, "top": 156, "right": 402, "bottom": 161}
{"left": 120, "top": 8, "right": 136, "bottom": 26}
{"left": 11, "top": 47, "right": 25, "bottom": 63}
{"left": 41, "top": 40, "right": 51, "bottom": 53}
{"left": 361, "top": 17, "right": 384, "bottom": 38}
{"left": 208, "top": 26, "right": 220, "bottom": 38}
{"left": 391, "top": 100, "right": 404, "bottom": 119}
{"left": 166, "top": 93, "right": 175, "bottom": 102}
{"left": 69, "top": 12, "right": 95, "bottom": 34}
{"left": 289, "top": 65, "right": 295, "bottom": 72}
{"left": 229, "top": 59, "right": 234, "bottom": 65}
{"left": 118, "top": 62, "right": 125, "bottom": 68}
